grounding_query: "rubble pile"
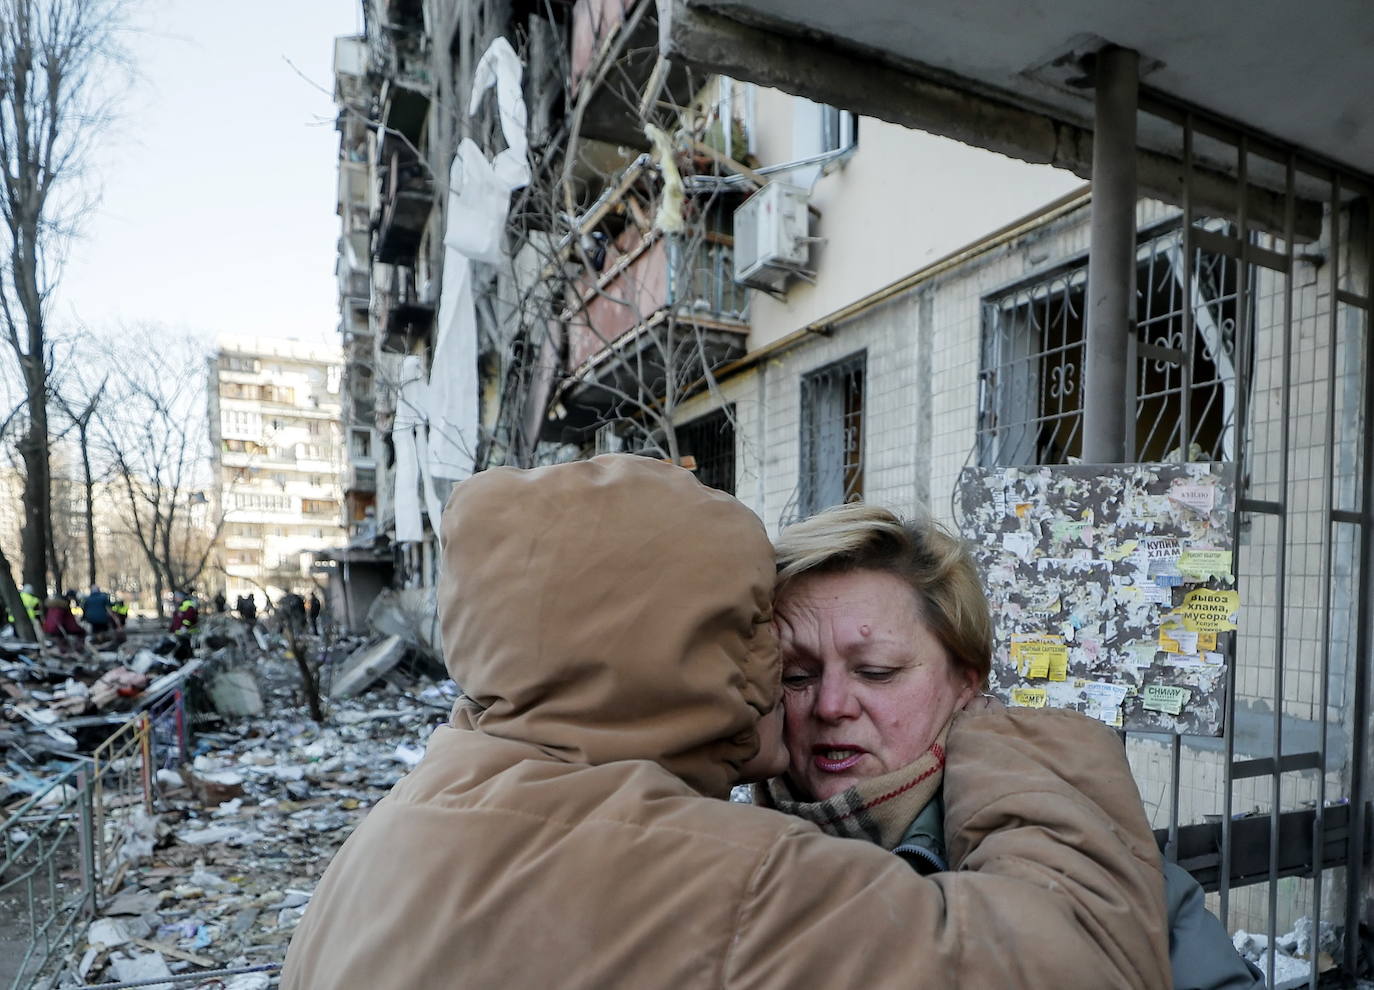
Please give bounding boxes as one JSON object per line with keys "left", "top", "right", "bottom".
{"left": 1, "top": 627, "right": 190, "bottom": 796}
{"left": 1, "top": 612, "right": 457, "bottom": 987}
{"left": 1231, "top": 917, "right": 1343, "bottom": 990}
{"left": 67, "top": 670, "right": 454, "bottom": 987}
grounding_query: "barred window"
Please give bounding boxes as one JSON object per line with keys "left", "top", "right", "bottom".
{"left": 799, "top": 352, "right": 865, "bottom": 516}
{"left": 977, "top": 223, "right": 1245, "bottom": 467}
{"left": 677, "top": 406, "right": 736, "bottom": 495}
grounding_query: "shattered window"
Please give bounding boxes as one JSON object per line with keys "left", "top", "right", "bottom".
{"left": 798, "top": 352, "right": 865, "bottom": 517}
{"left": 977, "top": 222, "right": 1246, "bottom": 467}
{"left": 677, "top": 405, "right": 736, "bottom": 495}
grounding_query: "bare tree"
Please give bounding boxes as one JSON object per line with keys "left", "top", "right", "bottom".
{"left": 0, "top": 0, "right": 130, "bottom": 594}
{"left": 0, "top": 391, "right": 33, "bottom": 636}
{"left": 475, "top": 20, "right": 753, "bottom": 473}
{"left": 53, "top": 373, "right": 105, "bottom": 587}
{"left": 94, "top": 330, "right": 223, "bottom": 615}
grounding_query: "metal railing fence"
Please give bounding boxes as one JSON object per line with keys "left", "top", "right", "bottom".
{"left": 1, "top": 708, "right": 161, "bottom": 989}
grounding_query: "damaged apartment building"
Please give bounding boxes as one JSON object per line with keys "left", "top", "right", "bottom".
{"left": 333, "top": 0, "right": 1373, "bottom": 971}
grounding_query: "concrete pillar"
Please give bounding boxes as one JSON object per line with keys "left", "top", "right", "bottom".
{"left": 1082, "top": 46, "right": 1139, "bottom": 464}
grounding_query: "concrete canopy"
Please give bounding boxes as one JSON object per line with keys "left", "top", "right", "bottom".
{"left": 660, "top": 0, "right": 1374, "bottom": 221}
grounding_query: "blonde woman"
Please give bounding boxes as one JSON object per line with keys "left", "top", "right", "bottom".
{"left": 761, "top": 502, "right": 1261, "bottom": 990}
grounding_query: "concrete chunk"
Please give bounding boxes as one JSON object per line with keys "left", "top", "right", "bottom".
{"left": 206, "top": 667, "right": 265, "bottom": 717}
{"left": 329, "top": 635, "right": 408, "bottom": 699}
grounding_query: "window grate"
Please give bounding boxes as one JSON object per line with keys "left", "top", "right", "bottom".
{"left": 677, "top": 405, "right": 736, "bottom": 494}
{"left": 977, "top": 223, "right": 1246, "bottom": 467}
{"left": 799, "top": 352, "right": 865, "bottom": 516}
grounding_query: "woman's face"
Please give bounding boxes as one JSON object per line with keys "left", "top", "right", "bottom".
{"left": 776, "top": 569, "right": 978, "bottom": 801}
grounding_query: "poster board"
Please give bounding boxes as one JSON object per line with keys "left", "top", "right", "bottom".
{"left": 956, "top": 463, "right": 1237, "bottom": 735}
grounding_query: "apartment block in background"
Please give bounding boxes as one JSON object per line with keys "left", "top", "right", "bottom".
{"left": 207, "top": 335, "right": 346, "bottom": 604}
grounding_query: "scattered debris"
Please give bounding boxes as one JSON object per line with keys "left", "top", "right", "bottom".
{"left": 1233, "top": 917, "right": 1342, "bottom": 989}
{"left": 2, "top": 611, "right": 451, "bottom": 986}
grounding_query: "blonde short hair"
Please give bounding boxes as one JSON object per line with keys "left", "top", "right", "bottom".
{"left": 773, "top": 502, "right": 992, "bottom": 687}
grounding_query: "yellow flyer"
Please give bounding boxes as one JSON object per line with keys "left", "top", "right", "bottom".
{"left": 1177, "top": 588, "right": 1240, "bottom": 632}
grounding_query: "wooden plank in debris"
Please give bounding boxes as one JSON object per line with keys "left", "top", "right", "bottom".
{"left": 127, "top": 937, "right": 218, "bottom": 968}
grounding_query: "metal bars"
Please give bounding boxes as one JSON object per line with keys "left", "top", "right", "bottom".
{"left": 798, "top": 351, "right": 866, "bottom": 516}
{"left": 977, "top": 223, "right": 1241, "bottom": 468}
{"left": 975, "top": 82, "right": 1373, "bottom": 984}
{"left": 676, "top": 404, "right": 737, "bottom": 494}
{"left": 1, "top": 713, "right": 155, "bottom": 990}
{"left": 1150, "top": 98, "right": 1372, "bottom": 986}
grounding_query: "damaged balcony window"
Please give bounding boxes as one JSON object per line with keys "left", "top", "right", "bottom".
{"left": 798, "top": 351, "right": 865, "bottom": 516}
{"left": 977, "top": 222, "right": 1247, "bottom": 467}
{"left": 676, "top": 405, "right": 736, "bottom": 495}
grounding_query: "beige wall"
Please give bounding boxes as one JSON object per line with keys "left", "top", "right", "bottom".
{"left": 742, "top": 85, "right": 1084, "bottom": 349}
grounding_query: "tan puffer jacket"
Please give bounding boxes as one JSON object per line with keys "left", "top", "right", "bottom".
{"left": 282, "top": 455, "right": 1170, "bottom": 989}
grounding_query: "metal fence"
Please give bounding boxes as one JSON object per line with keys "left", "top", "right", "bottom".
{"left": 977, "top": 90, "right": 1373, "bottom": 986}
{"left": 1, "top": 707, "right": 167, "bottom": 989}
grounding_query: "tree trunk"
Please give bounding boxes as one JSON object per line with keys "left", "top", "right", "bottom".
{"left": 45, "top": 485, "right": 62, "bottom": 595}
{"left": 19, "top": 370, "right": 49, "bottom": 594}
{"left": 0, "top": 546, "right": 35, "bottom": 641}
{"left": 284, "top": 625, "right": 324, "bottom": 723}
{"left": 81, "top": 423, "right": 96, "bottom": 588}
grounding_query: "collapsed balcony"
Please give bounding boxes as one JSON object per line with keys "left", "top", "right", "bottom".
{"left": 569, "top": 0, "right": 696, "bottom": 149}
{"left": 374, "top": 146, "right": 433, "bottom": 265}
{"left": 546, "top": 232, "right": 749, "bottom": 442}
{"left": 379, "top": 266, "right": 433, "bottom": 353}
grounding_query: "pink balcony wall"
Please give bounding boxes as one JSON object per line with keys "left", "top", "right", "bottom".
{"left": 567, "top": 236, "right": 669, "bottom": 370}
{"left": 570, "top": 0, "right": 637, "bottom": 91}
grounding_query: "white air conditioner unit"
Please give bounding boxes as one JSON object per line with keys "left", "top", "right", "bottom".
{"left": 733, "top": 181, "right": 812, "bottom": 291}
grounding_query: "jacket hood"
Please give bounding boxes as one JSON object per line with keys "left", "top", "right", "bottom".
{"left": 439, "top": 454, "right": 778, "bottom": 798}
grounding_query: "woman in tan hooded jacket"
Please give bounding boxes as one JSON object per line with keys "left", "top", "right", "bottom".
{"left": 282, "top": 455, "right": 1170, "bottom": 989}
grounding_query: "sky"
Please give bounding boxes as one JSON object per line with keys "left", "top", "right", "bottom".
{"left": 57, "top": 1, "right": 362, "bottom": 347}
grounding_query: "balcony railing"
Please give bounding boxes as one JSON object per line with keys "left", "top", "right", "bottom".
{"left": 675, "top": 240, "right": 749, "bottom": 324}
{"left": 549, "top": 232, "right": 750, "bottom": 444}
{"left": 565, "top": 234, "right": 748, "bottom": 371}
{"left": 345, "top": 464, "right": 377, "bottom": 495}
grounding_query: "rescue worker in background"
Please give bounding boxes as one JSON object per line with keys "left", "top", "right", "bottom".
{"left": 20, "top": 584, "right": 41, "bottom": 627}
{"left": 109, "top": 595, "right": 129, "bottom": 645}
{"left": 213, "top": 590, "right": 227, "bottom": 613}
{"left": 238, "top": 593, "right": 257, "bottom": 631}
{"left": 279, "top": 591, "right": 306, "bottom": 637}
{"left": 42, "top": 595, "right": 86, "bottom": 655}
{"left": 83, "top": 584, "right": 113, "bottom": 643}
{"left": 307, "top": 592, "right": 322, "bottom": 635}
{"left": 169, "top": 591, "right": 199, "bottom": 660}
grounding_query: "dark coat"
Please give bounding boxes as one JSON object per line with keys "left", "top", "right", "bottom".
{"left": 893, "top": 795, "right": 1263, "bottom": 989}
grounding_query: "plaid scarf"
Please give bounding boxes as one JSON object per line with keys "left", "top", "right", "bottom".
{"left": 754, "top": 720, "right": 950, "bottom": 850}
